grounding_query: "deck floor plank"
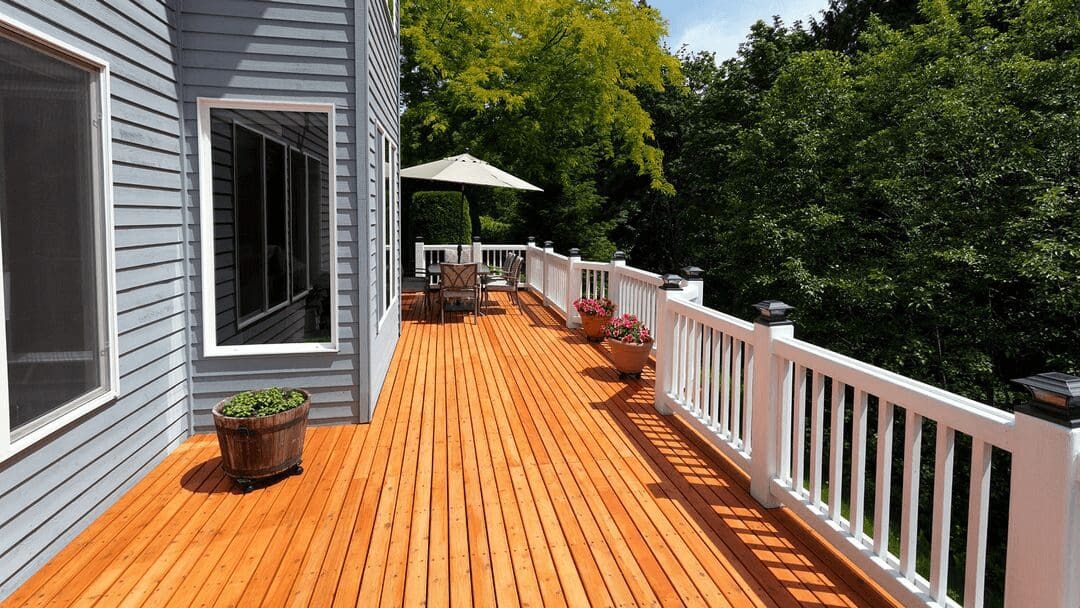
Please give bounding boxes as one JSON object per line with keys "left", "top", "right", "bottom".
{"left": 2, "top": 292, "right": 901, "bottom": 608}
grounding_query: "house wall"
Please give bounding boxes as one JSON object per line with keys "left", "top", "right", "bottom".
{"left": 180, "top": 0, "right": 370, "bottom": 429}
{"left": 0, "top": 1, "right": 191, "bottom": 599}
{"left": 365, "top": 0, "right": 401, "bottom": 418}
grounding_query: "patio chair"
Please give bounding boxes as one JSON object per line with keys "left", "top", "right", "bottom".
{"left": 439, "top": 262, "right": 480, "bottom": 324}
{"left": 483, "top": 255, "right": 522, "bottom": 309}
{"left": 419, "top": 275, "right": 441, "bottom": 321}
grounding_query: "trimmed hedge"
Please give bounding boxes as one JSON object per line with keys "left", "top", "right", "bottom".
{"left": 412, "top": 191, "right": 471, "bottom": 244}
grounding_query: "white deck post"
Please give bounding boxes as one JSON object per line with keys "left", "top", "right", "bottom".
{"left": 653, "top": 274, "right": 685, "bottom": 415}
{"left": 414, "top": 236, "right": 426, "bottom": 278}
{"left": 748, "top": 301, "right": 795, "bottom": 508}
{"left": 471, "top": 236, "right": 482, "bottom": 265}
{"left": 1005, "top": 373, "right": 1080, "bottom": 607}
{"left": 566, "top": 248, "right": 582, "bottom": 328}
{"left": 609, "top": 250, "right": 625, "bottom": 311}
{"left": 542, "top": 241, "right": 554, "bottom": 307}
{"left": 526, "top": 236, "right": 537, "bottom": 294}
{"left": 683, "top": 266, "right": 704, "bottom": 305}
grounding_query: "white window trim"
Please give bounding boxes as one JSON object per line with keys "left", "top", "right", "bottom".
{"left": 197, "top": 98, "right": 339, "bottom": 357}
{"left": 0, "top": 13, "right": 119, "bottom": 462}
{"left": 376, "top": 125, "right": 399, "bottom": 333}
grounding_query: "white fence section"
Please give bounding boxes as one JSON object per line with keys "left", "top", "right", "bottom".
{"left": 767, "top": 335, "right": 1015, "bottom": 608}
{"left": 665, "top": 298, "right": 756, "bottom": 470}
{"left": 576, "top": 260, "right": 610, "bottom": 300}
{"left": 543, "top": 250, "right": 570, "bottom": 316}
{"left": 481, "top": 245, "right": 527, "bottom": 271}
{"left": 415, "top": 238, "right": 1080, "bottom": 608}
{"left": 614, "top": 265, "right": 663, "bottom": 336}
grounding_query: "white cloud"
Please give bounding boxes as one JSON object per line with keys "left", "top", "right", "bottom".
{"left": 662, "top": 0, "right": 830, "bottom": 61}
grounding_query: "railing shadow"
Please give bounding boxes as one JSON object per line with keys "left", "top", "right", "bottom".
{"left": 577, "top": 342, "right": 887, "bottom": 607}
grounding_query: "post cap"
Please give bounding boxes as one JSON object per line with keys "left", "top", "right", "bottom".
{"left": 611, "top": 250, "right": 626, "bottom": 261}
{"left": 568, "top": 248, "right": 581, "bottom": 257}
{"left": 660, "top": 274, "right": 683, "bottom": 291}
{"left": 682, "top": 266, "right": 704, "bottom": 280}
{"left": 415, "top": 235, "right": 424, "bottom": 242}
{"left": 753, "top": 300, "right": 795, "bottom": 326}
{"left": 543, "top": 240, "right": 554, "bottom": 248}
{"left": 472, "top": 236, "right": 481, "bottom": 242}
{"left": 1012, "top": 372, "right": 1080, "bottom": 428}
{"left": 527, "top": 236, "right": 536, "bottom": 243}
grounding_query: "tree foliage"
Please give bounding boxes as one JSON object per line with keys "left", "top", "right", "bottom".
{"left": 401, "top": 0, "right": 681, "bottom": 259}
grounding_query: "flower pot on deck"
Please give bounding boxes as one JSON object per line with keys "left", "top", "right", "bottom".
{"left": 606, "top": 339, "right": 653, "bottom": 377}
{"left": 212, "top": 389, "right": 311, "bottom": 492}
{"left": 580, "top": 314, "right": 611, "bottom": 342}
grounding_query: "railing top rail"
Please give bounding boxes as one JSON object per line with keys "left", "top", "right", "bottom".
{"left": 480, "top": 245, "right": 527, "bottom": 251}
{"left": 774, "top": 335, "right": 1016, "bottom": 450}
{"left": 547, "top": 251, "right": 570, "bottom": 263}
{"left": 576, "top": 260, "right": 610, "bottom": 271}
{"left": 618, "top": 265, "right": 663, "bottom": 284}
{"left": 668, "top": 297, "right": 755, "bottom": 343}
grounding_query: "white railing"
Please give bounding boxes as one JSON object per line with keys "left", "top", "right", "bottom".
{"left": 764, "top": 335, "right": 1015, "bottom": 608}
{"left": 665, "top": 298, "right": 756, "bottom": 470}
{"left": 419, "top": 237, "right": 1080, "bottom": 608}
{"left": 576, "top": 260, "right": 610, "bottom": 300}
{"left": 414, "top": 239, "right": 527, "bottom": 278}
{"left": 481, "top": 244, "right": 527, "bottom": 270}
{"left": 614, "top": 265, "right": 663, "bottom": 337}
{"left": 544, "top": 250, "right": 570, "bottom": 316}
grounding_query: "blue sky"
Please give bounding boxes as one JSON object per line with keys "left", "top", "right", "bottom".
{"left": 647, "top": 0, "right": 831, "bottom": 60}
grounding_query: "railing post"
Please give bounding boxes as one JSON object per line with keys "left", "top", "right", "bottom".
{"left": 472, "top": 236, "right": 482, "bottom": 265}
{"left": 748, "top": 300, "right": 796, "bottom": 508}
{"left": 682, "top": 266, "right": 704, "bottom": 306}
{"left": 526, "top": 236, "right": 535, "bottom": 288}
{"left": 414, "top": 236, "right": 425, "bottom": 278}
{"left": 566, "top": 248, "right": 582, "bottom": 328}
{"left": 1004, "top": 373, "right": 1080, "bottom": 607}
{"left": 653, "top": 274, "right": 685, "bottom": 416}
{"left": 609, "top": 250, "right": 625, "bottom": 311}
{"left": 542, "top": 241, "right": 554, "bottom": 307}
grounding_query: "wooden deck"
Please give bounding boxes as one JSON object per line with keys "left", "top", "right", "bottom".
{"left": 4, "top": 292, "right": 899, "bottom": 607}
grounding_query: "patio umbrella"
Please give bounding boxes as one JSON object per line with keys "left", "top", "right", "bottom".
{"left": 401, "top": 153, "right": 543, "bottom": 258}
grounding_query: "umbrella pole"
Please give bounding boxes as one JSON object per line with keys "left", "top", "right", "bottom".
{"left": 458, "top": 183, "right": 466, "bottom": 261}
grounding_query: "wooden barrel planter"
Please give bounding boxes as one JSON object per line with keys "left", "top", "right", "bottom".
{"left": 212, "top": 389, "right": 311, "bottom": 493}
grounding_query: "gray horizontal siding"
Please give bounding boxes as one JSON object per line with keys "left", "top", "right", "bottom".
{"left": 180, "top": 0, "right": 362, "bottom": 430}
{"left": 0, "top": 0, "right": 190, "bottom": 600}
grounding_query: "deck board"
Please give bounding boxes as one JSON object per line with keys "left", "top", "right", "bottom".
{"left": 2, "top": 291, "right": 901, "bottom": 608}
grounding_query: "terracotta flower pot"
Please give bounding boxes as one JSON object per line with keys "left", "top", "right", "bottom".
{"left": 212, "top": 389, "right": 311, "bottom": 492}
{"left": 606, "top": 338, "right": 653, "bottom": 377}
{"left": 580, "top": 313, "right": 611, "bottom": 342}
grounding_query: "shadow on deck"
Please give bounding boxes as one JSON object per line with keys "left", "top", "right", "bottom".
{"left": 3, "top": 291, "right": 899, "bottom": 607}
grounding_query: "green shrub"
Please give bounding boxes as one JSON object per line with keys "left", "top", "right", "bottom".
{"left": 220, "top": 388, "right": 306, "bottom": 418}
{"left": 480, "top": 215, "right": 512, "bottom": 242}
{"left": 412, "top": 191, "right": 471, "bottom": 244}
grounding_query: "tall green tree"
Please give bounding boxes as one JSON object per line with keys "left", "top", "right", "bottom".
{"left": 401, "top": 0, "right": 681, "bottom": 258}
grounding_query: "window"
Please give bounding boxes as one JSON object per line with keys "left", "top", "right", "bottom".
{"left": 198, "top": 100, "right": 337, "bottom": 356}
{"left": 0, "top": 17, "right": 117, "bottom": 458}
{"left": 377, "top": 127, "right": 398, "bottom": 322}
